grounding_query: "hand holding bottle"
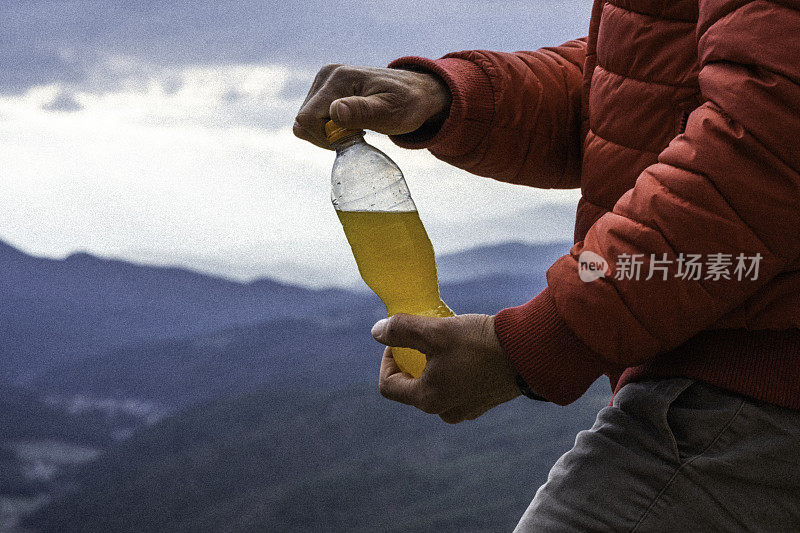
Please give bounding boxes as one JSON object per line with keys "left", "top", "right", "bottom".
{"left": 293, "top": 64, "right": 451, "bottom": 149}
{"left": 372, "top": 313, "right": 521, "bottom": 424}
{"left": 311, "top": 84, "right": 522, "bottom": 419}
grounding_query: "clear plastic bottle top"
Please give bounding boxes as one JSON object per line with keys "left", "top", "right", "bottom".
{"left": 327, "top": 121, "right": 416, "bottom": 213}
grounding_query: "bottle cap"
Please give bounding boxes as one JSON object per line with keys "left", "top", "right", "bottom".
{"left": 325, "top": 120, "right": 363, "bottom": 145}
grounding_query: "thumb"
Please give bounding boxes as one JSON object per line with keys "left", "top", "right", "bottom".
{"left": 330, "top": 95, "right": 393, "bottom": 131}
{"left": 371, "top": 313, "right": 442, "bottom": 355}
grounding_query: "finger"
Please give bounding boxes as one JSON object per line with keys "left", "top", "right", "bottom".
{"left": 439, "top": 405, "right": 483, "bottom": 424}
{"left": 378, "top": 347, "right": 425, "bottom": 406}
{"left": 301, "top": 63, "right": 342, "bottom": 108}
{"left": 371, "top": 314, "right": 445, "bottom": 354}
{"left": 462, "top": 406, "right": 487, "bottom": 421}
{"left": 294, "top": 93, "right": 336, "bottom": 149}
{"left": 330, "top": 94, "right": 400, "bottom": 133}
{"left": 378, "top": 345, "right": 404, "bottom": 379}
{"left": 295, "top": 89, "right": 345, "bottom": 148}
{"left": 292, "top": 119, "right": 330, "bottom": 150}
{"left": 439, "top": 409, "right": 464, "bottom": 424}
{"left": 294, "top": 65, "right": 345, "bottom": 149}
{"left": 296, "top": 64, "right": 372, "bottom": 147}
{"left": 439, "top": 404, "right": 470, "bottom": 424}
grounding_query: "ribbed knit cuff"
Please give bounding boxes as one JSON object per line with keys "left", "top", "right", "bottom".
{"left": 494, "top": 287, "right": 606, "bottom": 406}
{"left": 386, "top": 56, "right": 494, "bottom": 156}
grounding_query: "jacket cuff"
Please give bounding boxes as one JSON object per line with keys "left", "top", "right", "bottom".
{"left": 386, "top": 56, "right": 494, "bottom": 155}
{"left": 494, "top": 287, "right": 605, "bottom": 406}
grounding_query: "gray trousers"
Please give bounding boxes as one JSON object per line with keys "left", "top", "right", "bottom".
{"left": 515, "top": 378, "right": 800, "bottom": 532}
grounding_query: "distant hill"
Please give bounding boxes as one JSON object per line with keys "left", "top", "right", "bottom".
{"left": 0, "top": 238, "right": 568, "bottom": 383}
{"left": 0, "top": 240, "right": 362, "bottom": 382}
{"left": 437, "top": 241, "right": 568, "bottom": 285}
{"left": 11, "top": 239, "right": 567, "bottom": 405}
{"left": 25, "top": 380, "right": 610, "bottom": 533}
{"left": 30, "top": 270, "right": 552, "bottom": 408}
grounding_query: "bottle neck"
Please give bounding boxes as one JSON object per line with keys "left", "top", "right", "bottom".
{"left": 331, "top": 133, "right": 365, "bottom": 152}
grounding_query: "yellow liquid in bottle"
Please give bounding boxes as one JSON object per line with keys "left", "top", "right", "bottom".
{"left": 336, "top": 210, "right": 454, "bottom": 378}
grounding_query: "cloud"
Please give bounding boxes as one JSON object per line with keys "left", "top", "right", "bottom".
{"left": 0, "top": 59, "right": 580, "bottom": 287}
{"left": 0, "top": 0, "right": 590, "bottom": 92}
{"left": 7, "top": 59, "right": 312, "bottom": 130}
{"left": 42, "top": 90, "right": 83, "bottom": 112}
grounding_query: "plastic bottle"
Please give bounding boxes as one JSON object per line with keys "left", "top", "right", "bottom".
{"left": 326, "top": 120, "right": 453, "bottom": 378}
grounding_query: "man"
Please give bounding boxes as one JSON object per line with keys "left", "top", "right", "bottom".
{"left": 294, "top": 0, "right": 800, "bottom": 528}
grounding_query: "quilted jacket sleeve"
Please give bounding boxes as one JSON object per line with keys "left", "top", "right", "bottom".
{"left": 495, "top": 0, "right": 800, "bottom": 404}
{"left": 386, "top": 39, "right": 587, "bottom": 189}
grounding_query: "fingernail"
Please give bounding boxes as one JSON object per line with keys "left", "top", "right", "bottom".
{"left": 335, "top": 102, "right": 351, "bottom": 123}
{"left": 371, "top": 318, "right": 389, "bottom": 339}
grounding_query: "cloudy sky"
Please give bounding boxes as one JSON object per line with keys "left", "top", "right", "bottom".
{"left": 0, "top": 0, "right": 589, "bottom": 288}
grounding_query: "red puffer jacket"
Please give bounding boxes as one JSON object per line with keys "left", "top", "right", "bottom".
{"left": 388, "top": 0, "right": 800, "bottom": 407}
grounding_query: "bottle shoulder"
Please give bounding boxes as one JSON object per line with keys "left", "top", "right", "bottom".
{"left": 331, "top": 140, "right": 415, "bottom": 212}
{"left": 333, "top": 141, "right": 402, "bottom": 175}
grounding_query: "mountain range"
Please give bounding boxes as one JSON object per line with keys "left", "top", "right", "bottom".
{"left": 0, "top": 237, "right": 616, "bottom": 533}
{"left": 0, "top": 239, "right": 360, "bottom": 383}
{"left": 0, "top": 236, "right": 571, "bottom": 416}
